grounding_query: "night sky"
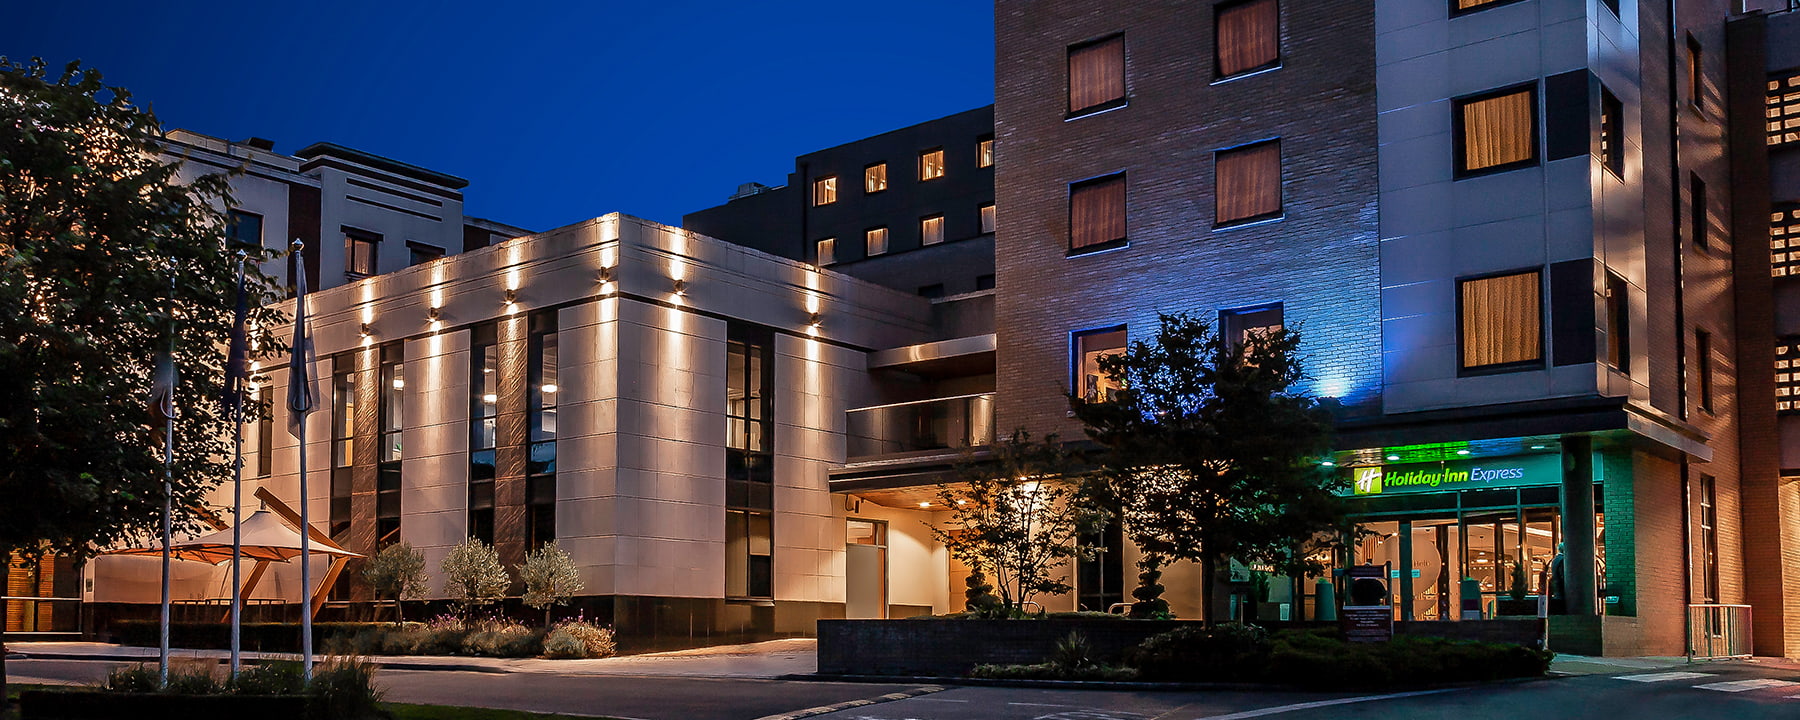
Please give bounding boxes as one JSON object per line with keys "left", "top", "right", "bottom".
{"left": 4, "top": 1, "right": 996, "bottom": 231}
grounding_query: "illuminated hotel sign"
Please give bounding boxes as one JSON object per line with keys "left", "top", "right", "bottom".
{"left": 1349, "top": 454, "right": 1560, "bottom": 496}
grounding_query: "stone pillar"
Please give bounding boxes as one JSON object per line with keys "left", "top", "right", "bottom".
{"left": 493, "top": 315, "right": 530, "bottom": 572}
{"left": 1560, "top": 436, "right": 1597, "bottom": 616}
{"left": 347, "top": 344, "right": 381, "bottom": 601}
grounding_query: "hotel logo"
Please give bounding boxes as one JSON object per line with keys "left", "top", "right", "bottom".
{"left": 1353, "top": 466, "right": 1384, "bottom": 495}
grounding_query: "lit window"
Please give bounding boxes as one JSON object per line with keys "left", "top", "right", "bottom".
{"left": 1459, "top": 270, "right": 1542, "bottom": 371}
{"left": 1215, "top": 140, "right": 1281, "bottom": 225}
{"left": 1772, "top": 203, "right": 1800, "bottom": 278}
{"left": 816, "top": 238, "right": 836, "bottom": 266}
{"left": 1068, "top": 35, "right": 1126, "bottom": 116}
{"left": 377, "top": 345, "right": 403, "bottom": 548}
{"left": 920, "top": 215, "right": 945, "bottom": 246}
{"left": 1070, "top": 173, "right": 1126, "bottom": 252}
{"left": 978, "top": 137, "right": 994, "bottom": 168}
{"left": 1768, "top": 72, "right": 1800, "bottom": 147}
{"left": 864, "top": 163, "right": 887, "bottom": 194}
{"left": 865, "top": 227, "right": 889, "bottom": 256}
{"left": 919, "top": 149, "right": 945, "bottom": 181}
{"left": 1216, "top": 0, "right": 1279, "bottom": 78}
{"left": 1452, "top": 0, "right": 1523, "bottom": 14}
{"left": 812, "top": 176, "right": 837, "bottom": 206}
{"left": 1455, "top": 86, "right": 1537, "bottom": 176}
{"left": 1774, "top": 336, "right": 1800, "bottom": 414}
{"left": 1604, "top": 271, "right": 1630, "bottom": 375}
{"left": 1600, "top": 85, "right": 1624, "bottom": 177}
{"left": 344, "top": 228, "right": 379, "bottom": 278}
{"left": 980, "top": 202, "right": 996, "bottom": 234}
{"left": 1698, "top": 474, "right": 1719, "bottom": 602}
{"left": 1687, "top": 34, "right": 1703, "bottom": 111}
{"left": 1074, "top": 327, "right": 1127, "bottom": 403}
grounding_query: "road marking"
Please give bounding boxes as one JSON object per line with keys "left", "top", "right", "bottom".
{"left": 1194, "top": 689, "right": 1458, "bottom": 719}
{"left": 1693, "top": 679, "right": 1800, "bottom": 693}
{"left": 1613, "top": 671, "right": 1716, "bottom": 682}
{"left": 753, "top": 685, "right": 947, "bottom": 720}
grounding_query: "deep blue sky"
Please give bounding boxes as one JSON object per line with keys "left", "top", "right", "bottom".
{"left": 5, "top": 1, "right": 995, "bottom": 231}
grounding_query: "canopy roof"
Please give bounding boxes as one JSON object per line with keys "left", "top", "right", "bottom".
{"left": 110, "top": 509, "right": 359, "bottom": 565}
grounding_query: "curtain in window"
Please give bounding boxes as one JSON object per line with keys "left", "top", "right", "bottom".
{"left": 1217, "top": 0, "right": 1278, "bottom": 77}
{"left": 1069, "top": 36, "right": 1125, "bottom": 113}
{"left": 1071, "top": 175, "right": 1126, "bottom": 250}
{"left": 1462, "top": 90, "right": 1535, "bottom": 171}
{"left": 1216, "top": 141, "right": 1281, "bottom": 224}
{"left": 1456, "top": 0, "right": 1503, "bottom": 9}
{"left": 1461, "top": 271, "right": 1541, "bottom": 368}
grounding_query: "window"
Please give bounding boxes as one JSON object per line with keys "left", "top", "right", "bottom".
{"left": 980, "top": 202, "right": 997, "bottom": 234}
{"left": 408, "top": 241, "right": 444, "bottom": 266}
{"left": 1454, "top": 86, "right": 1538, "bottom": 176}
{"left": 1690, "top": 174, "right": 1708, "bottom": 250}
{"left": 917, "top": 283, "right": 946, "bottom": 299}
{"left": 1687, "top": 34, "right": 1703, "bottom": 111}
{"left": 1697, "top": 474, "right": 1719, "bottom": 602}
{"left": 251, "top": 386, "right": 272, "bottom": 477}
{"left": 921, "top": 215, "right": 945, "bottom": 246}
{"left": 1451, "top": 0, "right": 1524, "bottom": 15}
{"left": 864, "top": 163, "right": 887, "bottom": 194}
{"left": 1070, "top": 173, "right": 1127, "bottom": 252}
{"left": 816, "top": 237, "right": 836, "bottom": 266}
{"left": 1769, "top": 71, "right": 1800, "bottom": 147}
{"left": 1696, "top": 328, "right": 1714, "bottom": 414}
{"left": 344, "top": 228, "right": 379, "bottom": 278}
{"left": 918, "top": 148, "right": 945, "bottom": 181}
{"left": 1605, "top": 272, "right": 1630, "bottom": 374}
{"left": 331, "top": 366, "right": 356, "bottom": 541}
{"left": 976, "top": 274, "right": 995, "bottom": 291}
{"left": 378, "top": 345, "right": 403, "bottom": 548}
{"left": 527, "top": 314, "right": 558, "bottom": 548}
{"left": 227, "top": 210, "right": 263, "bottom": 250}
{"left": 1074, "top": 326, "right": 1128, "bottom": 403}
{"left": 469, "top": 324, "right": 498, "bottom": 544}
{"left": 865, "top": 227, "right": 889, "bottom": 257}
{"left": 1216, "top": 0, "right": 1279, "bottom": 79}
{"left": 1600, "top": 85, "right": 1624, "bottom": 177}
{"left": 1215, "top": 140, "right": 1282, "bottom": 225}
{"left": 812, "top": 176, "right": 837, "bottom": 206}
{"left": 1775, "top": 336, "right": 1800, "bottom": 414}
{"left": 1459, "top": 270, "right": 1542, "bottom": 371}
{"left": 1600, "top": 0, "right": 1618, "bottom": 16}
{"left": 1773, "top": 203, "right": 1800, "bottom": 277}
{"left": 1068, "top": 35, "right": 1126, "bottom": 116}
{"left": 726, "top": 323, "right": 774, "bottom": 599}
{"left": 978, "top": 137, "right": 994, "bottom": 168}
{"left": 1220, "top": 303, "right": 1283, "bottom": 351}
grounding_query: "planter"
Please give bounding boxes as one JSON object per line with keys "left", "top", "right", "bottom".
{"left": 1495, "top": 598, "right": 1542, "bottom": 617}
{"left": 19, "top": 690, "right": 312, "bottom": 720}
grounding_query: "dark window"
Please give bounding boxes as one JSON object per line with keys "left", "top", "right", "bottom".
{"left": 1690, "top": 174, "right": 1708, "bottom": 250}
{"left": 978, "top": 137, "right": 994, "bottom": 168}
{"left": 227, "top": 210, "right": 263, "bottom": 250}
{"left": 469, "top": 324, "right": 498, "bottom": 544}
{"left": 726, "top": 323, "right": 775, "bottom": 599}
{"left": 980, "top": 202, "right": 996, "bottom": 234}
{"left": 1605, "top": 271, "right": 1630, "bottom": 375}
{"left": 1600, "top": 0, "right": 1618, "bottom": 16}
{"left": 812, "top": 176, "right": 837, "bottom": 206}
{"left": 1697, "top": 474, "right": 1719, "bottom": 602}
{"left": 976, "top": 274, "right": 996, "bottom": 291}
{"left": 1600, "top": 85, "right": 1624, "bottom": 177}
{"left": 1073, "top": 326, "right": 1127, "bottom": 403}
{"left": 1215, "top": 140, "right": 1282, "bottom": 226}
{"left": 1451, "top": 0, "right": 1525, "bottom": 16}
{"left": 1216, "top": 0, "right": 1279, "bottom": 79}
{"left": 1459, "top": 270, "right": 1543, "bottom": 372}
{"left": 1070, "top": 173, "right": 1127, "bottom": 253}
{"left": 1454, "top": 85, "right": 1538, "bottom": 177}
{"left": 408, "top": 242, "right": 445, "bottom": 266}
{"left": 1696, "top": 328, "right": 1714, "bottom": 414}
{"left": 377, "top": 344, "right": 403, "bottom": 548}
{"left": 1221, "top": 303, "right": 1284, "bottom": 350}
{"left": 1687, "top": 34, "right": 1703, "bottom": 111}
{"left": 919, "top": 148, "right": 945, "bottom": 181}
{"left": 1068, "top": 35, "right": 1126, "bottom": 116}
{"left": 917, "top": 283, "right": 946, "bottom": 299}
{"left": 864, "top": 164, "right": 887, "bottom": 194}
{"left": 527, "top": 314, "right": 557, "bottom": 548}
{"left": 1775, "top": 336, "right": 1800, "bottom": 414}
{"left": 344, "top": 228, "right": 379, "bottom": 279}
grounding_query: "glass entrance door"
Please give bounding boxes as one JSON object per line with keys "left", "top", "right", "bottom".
{"left": 1409, "top": 520, "right": 1459, "bottom": 621}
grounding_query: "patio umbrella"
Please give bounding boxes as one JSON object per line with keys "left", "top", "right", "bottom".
{"left": 110, "top": 509, "right": 360, "bottom": 565}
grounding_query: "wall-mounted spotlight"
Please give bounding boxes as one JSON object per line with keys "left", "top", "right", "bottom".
{"left": 360, "top": 322, "right": 372, "bottom": 338}
{"left": 427, "top": 306, "right": 441, "bottom": 322}
{"left": 809, "top": 311, "right": 823, "bottom": 326}
{"left": 599, "top": 266, "right": 615, "bottom": 284}
{"left": 504, "top": 288, "right": 518, "bottom": 305}
{"left": 672, "top": 278, "right": 687, "bottom": 294}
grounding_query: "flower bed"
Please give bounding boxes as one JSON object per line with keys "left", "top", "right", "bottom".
{"left": 111, "top": 616, "right": 618, "bottom": 659}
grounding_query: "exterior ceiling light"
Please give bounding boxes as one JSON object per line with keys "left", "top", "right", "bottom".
{"left": 1386, "top": 454, "right": 1400, "bottom": 461}
{"left": 1320, "top": 461, "right": 1335, "bottom": 467}
{"left": 918, "top": 501, "right": 931, "bottom": 508}
{"left": 1456, "top": 449, "right": 1471, "bottom": 456}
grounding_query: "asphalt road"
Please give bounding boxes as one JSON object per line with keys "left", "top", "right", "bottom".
{"left": 11, "top": 657, "right": 1800, "bottom": 720}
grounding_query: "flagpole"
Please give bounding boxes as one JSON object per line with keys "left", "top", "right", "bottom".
{"left": 229, "top": 252, "right": 247, "bottom": 677}
{"left": 293, "top": 240, "right": 315, "bottom": 682}
{"left": 159, "top": 270, "right": 175, "bottom": 689}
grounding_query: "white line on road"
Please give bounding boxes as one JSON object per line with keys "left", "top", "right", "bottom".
{"left": 1693, "top": 679, "right": 1800, "bottom": 693}
{"left": 1612, "top": 672, "right": 1717, "bottom": 683}
{"left": 1193, "top": 689, "right": 1459, "bottom": 719}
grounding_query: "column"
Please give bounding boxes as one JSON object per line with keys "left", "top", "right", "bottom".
{"left": 1560, "top": 436, "right": 1597, "bottom": 616}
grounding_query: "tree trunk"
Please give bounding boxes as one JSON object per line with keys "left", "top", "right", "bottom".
{"left": 546, "top": 607, "right": 553, "bottom": 628}
{"left": 395, "top": 597, "right": 404, "bottom": 623}
{"left": 1200, "top": 555, "right": 1217, "bottom": 624}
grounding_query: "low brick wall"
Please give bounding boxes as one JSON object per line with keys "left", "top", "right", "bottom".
{"left": 817, "top": 618, "right": 1547, "bottom": 677}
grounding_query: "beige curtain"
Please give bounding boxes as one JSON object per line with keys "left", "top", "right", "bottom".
{"left": 1456, "top": 0, "right": 1502, "bottom": 9}
{"left": 1461, "top": 271, "right": 1542, "bottom": 368}
{"left": 1462, "top": 91, "right": 1535, "bottom": 171}
{"left": 1217, "top": 0, "right": 1279, "bottom": 77}
{"left": 1069, "top": 36, "right": 1125, "bottom": 113}
{"left": 1216, "top": 141, "right": 1281, "bottom": 224}
{"left": 865, "top": 164, "right": 886, "bottom": 193}
{"left": 1071, "top": 175, "right": 1127, "bottom": 250}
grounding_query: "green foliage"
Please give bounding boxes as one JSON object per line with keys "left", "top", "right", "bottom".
{"left": 520, "top": 541, "right": 584, "bottom": 625}
{"left": 308, "top": 656, "right": 385, "bottom": 719}
{"left": 968, "top": 662, "right": 1138, "bottom": 681}
{"left": 929, "top": 430, "right": 1107, "bottom": 614}
{"left": 962, "top": 568, "right": 1004, "bottom": 617}
{"left": 1125, "top": 626, "right": 1553, "bottom": 688}
{"left": 364, "top": 542, "right": 429, "bottom": 622}
{"left": 1509, "top": 562, "right": 1528, "bottom": 602}
{"left": 1129, "top": 559, "right": 1170, "bottom": 618}
{"left": 1128, "top": 623, "right": 1273, "bottom": 682}
{"left": 442, "top": 538, "right": 510, "bottom": 612}
{"left": 99, "top": 664, "right": 161, "bottom": 693}
{"left": 228, "top": 661, "right": 305, "bottom": 696}
{"left": 1048, "top": 631, "right": 1098, "bottom": 671}
{"left": 542, "top": 620, "right": 616, "bottom": 659}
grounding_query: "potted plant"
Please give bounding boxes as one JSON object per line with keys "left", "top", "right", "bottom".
{"left": 1494, "top": 561, "right": 1538, "bottom": 616}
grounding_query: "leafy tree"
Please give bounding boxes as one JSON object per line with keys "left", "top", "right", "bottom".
{"left": 362, "top": 542, "right": 428, "bottom": 623}
{"left": 1070, "top": 312, "right": 1346, "bottom": 620}
{"left": 0, "top": 59, "right": 285, "bottom": 704}
{"left": 520, "top": 541, "right": 584, "bottom": 626}
{"left": 441, "top": 538, "right": 509, "bottom": 614}
{"left": 929, "top": 430, "right": 1105, "bottom": 616}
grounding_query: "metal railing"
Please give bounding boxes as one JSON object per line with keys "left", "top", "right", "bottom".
{"left": 3, "top": 596, "right": 82, "bottom": 634}
{"left": 1688, "top": 604, "right": 1753, "bottom": 659}
{"left": 846, "top": 393, "right": 995, "bottom": 459}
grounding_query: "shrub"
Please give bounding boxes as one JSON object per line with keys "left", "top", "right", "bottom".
{"left": 969, "top": 662, "right": 1138, "bottom": 681}
{"left": 363, "top": 541, "right": 429, "bottom": 622}
{"left": 543, "top": 620, "right": 616, "bottom": 659}
{"left": 309, "top": 656, "right": 385, "bottom": 720}
{"left": 521, "top": 541, "right": 585, "bottom": 626}
{"left": 230, "top": 660, "right": 306, "bottom": 696}
{"left": 100, "top": 663, "right": 161, "bottom": 693}
{"left": 442, "top": 537, "right": 510, "bottom": 612}
{"left": 1049, "top": 631, "right": 1098, "bottom": 672}
{"left": 462, "top": 620, "right": 542, "bottom": 658}
{"left": 1044, "top": 611, "right": 1130, "bottom": 621}
{"left": 1129, "top": 623, "right": 1271, "bottom": 682}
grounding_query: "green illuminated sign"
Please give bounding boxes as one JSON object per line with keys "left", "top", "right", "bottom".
{"left": 1348, "top": 454, "right": 1560, "bottom": 496}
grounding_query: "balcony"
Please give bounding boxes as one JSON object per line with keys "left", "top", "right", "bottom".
{"left": 846, "top": 393, "right": 995, "bottom": 460}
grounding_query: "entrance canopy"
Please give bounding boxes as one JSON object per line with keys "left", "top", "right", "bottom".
{"left": 110, "top": 509, "right": 360, "bottom": 565}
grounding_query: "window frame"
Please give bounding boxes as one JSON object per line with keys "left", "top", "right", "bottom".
{"left": 1220, "top": 302, "right": 1285, "bottom": 351}
{"left": 1696, "top": 328, "right": 1715, "bottom": 414}
{"left": 1213, "top": 138, "right": 1284, "bottom": 227}
{"left": 227, "top": 210, "right": 264, "bottom": 250}
{"left": 407, "top": 240, "right": 445, "bottom": 266}
{"left": 343, "top": 227, "right": 380, "bottom": 279}
{"left": 1213, "top": 0, "right": 1281, "bottom": 81}
{"left": 920, "top": 214, "right": 946, "bottom": 246}
{"left": 1451, "top": 83, "right": 1541, "bottom": 179}
{"left": 1687, "top": 33, "right": 1704, "bottom": 113}
{"left": 979, "top": 202, "right": 997, "bottom": 235}
{"left": 863, "top": 163, "right": 888, "bottom": 194}
{"left": 1599, "top": 84, "right": 1625, "bottom": 178}
{"left": 978, "top": 136, "right": 995, "bottom": 168}
{"left": 865, "top": 226, "right": 889, "bottom": 257}
{"left": 1068, "top": 172, "right": 1129, "bottom": 256}
{"left": 1690, "top": 173, "right": 1708, "bottom": 251}
{"left": 812, "top": 175, "right": 838, "bottom": 206}
{"left": 1455, "top": 268, "right": 1545, "bottom": 376}
{"left": 1448, "top": 0, "right": 1527, "bottom": 18}
{"left": 1604, "top": 271, "right": 1630, "bottom": 375}
{"left": 1071, "top": 325, "right": 1129, "bottom": 404}
{"left": 918, "top": 148, "right": 946, "bottom": 182}
{"left": 815, "top": 237, "right": 836, "bottom": 266}
{"left": 1067, "top": 33, "right": 1128, "bottom": 118}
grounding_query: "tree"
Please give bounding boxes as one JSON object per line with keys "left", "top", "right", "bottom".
{"left": 0, "top": 59, "right": 285, "bottom": 705}
{"left": 362, "top": 542, "right": 428, "bottom": 623}
{"left": 929, "top": 430, "right": 1106, "bottom": 616}
{"left": 1070, "top": 312, "right": 1347, "bottom": 620}
{"left": 520, "top": 541, "right": 584, "bottom": 626}
{"left": 441, "top": 538, "right": 510, "bottom": 614}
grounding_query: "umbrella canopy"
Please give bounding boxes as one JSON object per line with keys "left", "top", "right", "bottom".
{"left": 110, "top": 509, "right": 360, "bottom": 565}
